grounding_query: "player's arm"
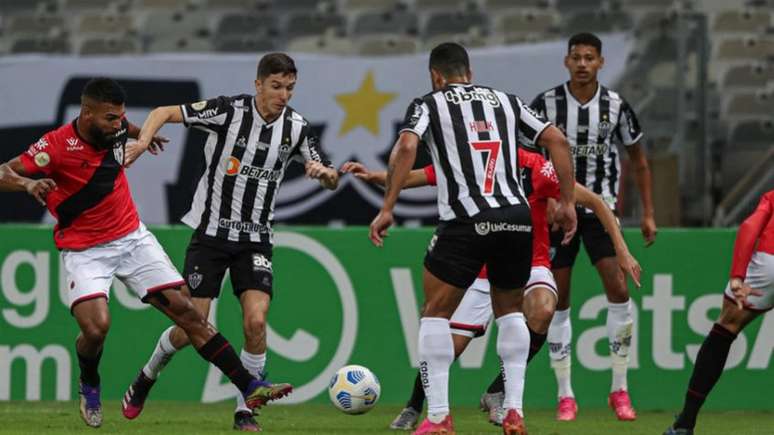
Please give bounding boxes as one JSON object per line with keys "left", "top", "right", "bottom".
{"left": 537, "top": 125, "right": 577, "bottom": 243}
{"left": 124, "top": 105, "right": 184, "bottom": 166}
{"left": 575, "top": 183, "right": 641, "bottom": 287}
{"left": 728, "top": 194, "right": 771, "bottom": 308}
{"left": 0, "top": 157, "right": 56, "bottom": 205}
{"left": 369, "top": 132, "right": 419, "bottom": 246}
{"left": 340, "top": 161, "right": 429, "bottom": 188}
{"left": 127, "top": 121, "right": 169, "bottom": 155}
{"left": 625, "top": 142, "right": 656, "bottom": 246}
{"left": 305, "top": 161, "right": 339, "bottom": 190}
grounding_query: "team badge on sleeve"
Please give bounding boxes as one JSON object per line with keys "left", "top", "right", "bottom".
{"left": 191, "top": 100, "right": 207, "bottom": 111}
{"left": 34, "top": 152, "right": 50, "bottom": 167}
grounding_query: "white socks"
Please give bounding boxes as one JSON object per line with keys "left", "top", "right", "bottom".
{"left": 496, "top": 312, "right": 530, "bottom": 414}
{"left": 142, "top": 326, "right": 178, "bottom": 380}
{"left": 607, "top": 300, "right": 633, "bottom": 392}
{"left": 548, "top": 308, "right": 574, "bottom": 398}
{"left": 235, "top": 350, "right": 267, "bottom": 413}
{"left": 418, "top": 317, "right": 454, "bottom": 423}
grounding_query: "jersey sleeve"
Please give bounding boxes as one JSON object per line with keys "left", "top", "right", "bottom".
{"left": 181, "top": 96, "right": 232, "bottom": 133}
{"left": 423, "top": 164, "right": 437, "bottom": 186}
{"left": 532, "top": 156, "right": 561, "bottom": 200}
{"left": 398, "top": 98, "right": 431, "bottom": 139}
{"left": 291, "top": 126, "right": 333, "bottom": 167}
{"left": 730, "top": 193, "right": 773, "bottom": 280}
{"left": 529, "top": 94, "right": 547, "bottom": 121}
{"left": 514, "top": 96, "right": 551, "bottom": 148}
{"left": 615, "top": 98, "right": 643, "bottom": 146}
{"left": 19, "top": 133, "right": 58, "bottom": 176}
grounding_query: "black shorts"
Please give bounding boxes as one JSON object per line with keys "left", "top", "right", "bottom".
{"left": 424, "top": 205, "right": 533, "bottom": 290}
{"left": 550, "top": 211, "right": 618, "bottom": 269}
{"left": 183, "top": 231, "right": 273, "bottom": 299}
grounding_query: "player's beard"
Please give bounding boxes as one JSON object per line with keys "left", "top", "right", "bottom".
{"left": 89, "top": 125, "right": 115, "bottom": 150}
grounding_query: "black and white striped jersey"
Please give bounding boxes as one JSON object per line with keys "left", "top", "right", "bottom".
{"left": 400, "top": 83, "right": 550, "bottom": 221}
{"left": 531, "top": 82, "right": 643, "bottom": 212}
{"left": 180, "top": 94, "right": 331, "bottom": 243}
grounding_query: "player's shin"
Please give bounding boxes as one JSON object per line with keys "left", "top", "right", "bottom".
{"left": 418, "top": 317, "right": 454, "bottom": 423}
{"left": 496, "top": 312, "right": 529, "bottom": 415}
{"left": 143, "top": 326, "right": 178, "bottom": 380}
{"left": 196, "top": 333, "right": 256, "bottom": 394}
{"left": 607, "top": 300, "right": 633, "bottom": 392}
{"left": 548, "top": 308, "right": 574, "bottom": 398}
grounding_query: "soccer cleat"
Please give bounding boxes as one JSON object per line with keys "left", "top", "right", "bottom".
{"left": 233, "top": 411, "right": 262, "bottom": 432}
{"left": 608, "top": 389, "right": 637, "bottom": 421}
{"left": 556, "top": 396, "right": 578, "bottom": 421}
{"left": 501, "top": 409, "right": 527, "bottom": 435}
{"left": 243, "top": 379, "right": 293, "bottom": 410}
{"left": 389, "top": 407, "right": 421, "bottom": 430}
{"left": 412, "top": 415, "right": 455, "bottom": 435}
{"left": 479, "top": 391, "right": 505, "bottom": 426}
{"left": 79, "top": 382, "right": 102, "bottom": 428}
{"left": 663, "top": 426, "right": 694, "bottom": 435}
{"left": 122, "top": 370, "right": 156, "bottom": 419}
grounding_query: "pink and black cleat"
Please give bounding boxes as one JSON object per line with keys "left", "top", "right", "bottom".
{"left": 608, "top": 389, "right": 637, "bottom": 421}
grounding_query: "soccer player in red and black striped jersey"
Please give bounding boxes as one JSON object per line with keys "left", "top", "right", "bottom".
{"left": 0, "top": 78, "right": 291, "bottom": 428}
{"left": 666, "top": 190, "right": 774, "bottom": 435}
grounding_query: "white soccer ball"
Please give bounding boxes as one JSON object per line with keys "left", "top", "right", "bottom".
{"left": 327, "top": 365, "right": 381, "bottom": 414}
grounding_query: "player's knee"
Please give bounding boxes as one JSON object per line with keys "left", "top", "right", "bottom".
{"left": 528, "top": 303, "right": 554, "bottom": 332}
{"left": 243, "top": 313, "right": 266, "bottom": 338}
{"left": 81, "top": 317, "right": 110, "bottom": 344}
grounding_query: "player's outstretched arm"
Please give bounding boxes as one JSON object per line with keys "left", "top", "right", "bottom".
{"left": 625, "top": 142, "right": 656, "bottom": 246}
{"left": 125, "top": 106, "right": 184, "bottom": 167}
{"left": 340, "top": 161, "right": 428, "bottom": 189}
{"left": 0, "top": 158, "right": 56, "bottom": 205}
{"left": 576, "top": 183, "right": 641, "bottom": 287}
{"left": 369, "top": 132, "right": 419, "bottom": 247}
{"left": 538, "top": 125, "right": 577, "bottom": 243}
{"left": 305, "top": 161, "right": 339, "bottom": 190}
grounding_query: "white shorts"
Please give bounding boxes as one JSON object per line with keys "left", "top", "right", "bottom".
{"left": 524, "top": 266, "right": 558, "bottom": 297}
{"left": 450, "top": 279, "right": 492, "bottom": 338}
{"left": 724, "top": 251, "right": 774, "bottom": 311}
{"left": 62, "top": 223, "right": 185, "bottom": 309}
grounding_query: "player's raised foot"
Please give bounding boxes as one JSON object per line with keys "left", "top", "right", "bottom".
{"left": 243, "top": 379, "right": 293, "bottom": 410}
{"left": 501, "top": 409, "right": 527, "bottom": 435}
{"left": 79, "top": 382, "right": 102, "bottom": 428}
{"left": 663, "top": 426, "right": 694, "bottom": 435}
{"left": 233, "top": 411, "right": 262, "bottom": 432}
{"left": 479, "top": 391, "right": 504, "bottom": 426}
{"left": 412, "top": 415, "right": 455, "bottom": 435}
{"left": 122, "top": 370, "right": 156, "bottom": 419}
{"left": 608, "top": 389, "right": 637, "bottom": 421}
{"left": 389, "top": 407, "right": 420, "bottom": 430}
{"left": 556, "top": 396, "right": 578, "bottom": 421}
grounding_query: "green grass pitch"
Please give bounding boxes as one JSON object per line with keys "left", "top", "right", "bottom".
{"left": 0, "top": 401, "right": 772, "bottom": 434}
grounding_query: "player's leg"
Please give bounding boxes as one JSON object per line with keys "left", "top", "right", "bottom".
{"left": 547, "top": 226, "right": 581, "bottom": 421}
{"left": 583, "top": 217, "right": 636, "bottom": 421}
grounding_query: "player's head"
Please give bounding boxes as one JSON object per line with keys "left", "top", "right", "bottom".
{"left": 255, "top": 52, "right": 297, "bottom": 119}
{"left": 564, "top": 32, "right": 604, "bottom": 86}
{"left": 80, "top": 77, "right": 127, "bottom": 148}
{"left": 429, "top": 42, "right": 472, "bottom": 91}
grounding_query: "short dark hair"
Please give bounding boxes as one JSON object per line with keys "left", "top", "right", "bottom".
{"left": 429, "top": 42, "right": 470, "bottom": 78}
{"left": 257, "top": 52, "right": 297, "bottom": 79}
{"left": 568, "top": 32, "right": 602, "bottom": 54}
{"left": 81, "top": 77, "right": 126, "bottom": 105}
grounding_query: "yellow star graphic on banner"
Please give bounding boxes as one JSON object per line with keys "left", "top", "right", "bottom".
{"left": 335, "top": 70, "right": 397, "bottom": 136}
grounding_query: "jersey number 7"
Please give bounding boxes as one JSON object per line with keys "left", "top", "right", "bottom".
{"left": 469, "top": 140, "right": 502, "bottom": 195}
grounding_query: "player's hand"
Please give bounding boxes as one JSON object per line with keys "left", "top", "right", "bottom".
{"left": 305, "top": 161, "right": 328, "bottom": 179}
{"left": 617, "top": 252, "right": 642, "bottom": 288}
{"left": 340, "top": 161, "right": 375, "bottom": 182}
{"left": 124, "top": 138, "right": 150, "bottom": 168}
{"left": 148, "top": 135, "right": 169, "bottom": 155}
{"left": 25, "top": 178, "right": 56, "bottom": 206}
{"left": 369, "top": 209, "right": 393, "bottom": 247}
{"left": 730, "top": 277, "right": 764, "bottom": 310}
{"left": 641, "top": 214, "right": 657, "bottom": 247}
{"left": 553, "top": 201, "right": 577, "bottom": 245}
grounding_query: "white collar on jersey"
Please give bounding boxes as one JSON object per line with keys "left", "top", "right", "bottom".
{"left": 563, "top": 81, "right": 601, "bottom": 109}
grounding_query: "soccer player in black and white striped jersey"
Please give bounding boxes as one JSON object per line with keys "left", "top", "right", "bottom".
{"left": 120, "top": 53, "right": 339, "bottom": 431}
{"left": 528, "top": 33, "right": 657, "bottom": 422}
{"left": 370, "top": 42, "right": 577, "bottom": 435}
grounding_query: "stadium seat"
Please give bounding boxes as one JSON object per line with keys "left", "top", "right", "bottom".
{"left": 78, "top": 13, "right": 135, "bottom": 35}
{"left": 726, "top": 92, "right": 774, "bottom": 116}
{"left": 7, "top": 14, "right": 65, "bottom": 37}
{"left": 716, "top": 37, "right": 774, "bottom": 60}
{"left": 215, "top": 13, "right": 278, "bottom": 38}
{"left": 729, "top": 118, "right": 774, "bottom": 147}
{"left": 414, "top": 0, "right": 470, "bottom": 12}
{"left": 271, "top": 0, "right": 329, "bottom": 13}
{"left": 562, "top": 11, "right": 633, "bottom": 36}
{"left": 10, "top": 36, "right": 70, "bottom": 53}
{"left": 147, "top": 36, "right": 213, "bottom": 52}
{"left": 496, "top": 10, "right": 557, "bottom": 36}
{"left": 352, "top": 10, "right": 418, "bottom": 36}
{"left": 142, "top": 10, "right": 211, "bottom": 40}
{"left": 634, "top": 11, "right": 676, "bottom": 34}
{"left": 619, "top": 0, "right": 677, "bottom": 8}
{"left": 214, "top": 35, "right": 275, "bottom": 52}
{"left": 358, "top": 34, "right": 417, "bottom": 55}
{"left": 722, "top": 64, "right": 774, "bottom": 90}
{"left": 0, "top": 0, "right": 47, "bottom": 15}
{"left": 80, "top": 37, "right": 140, "bottom": 55}
{"left": 202, "top": 0, "right": 264, "bottom": 13}
{"left": 341, "top": 0, "right": 401, "bottom": 11}
{"left": 484, "top": 0, "right": 550, "bottom": 10}
{"left": 713, "top": 10, "right": 771, "bottom": 33}
{"left": 63, "top": 0, "right": 120, "bottom": 12}
{"left": 556, "top": 0, "right": 604, "bottom": 12}
{"left": 424, "top": 32, "right": 488, "bottom": 50}
{"left": 136, "top": 0, "right": 185, "bottom": 10}
{"left": 424, "top": 11, "right": 488, "bottom": 38}
{"left": 287, "top": 33, "right": 354, "bottom": 54}
{"left": 285, "top": 12, "right": 346, "bottom": 38}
